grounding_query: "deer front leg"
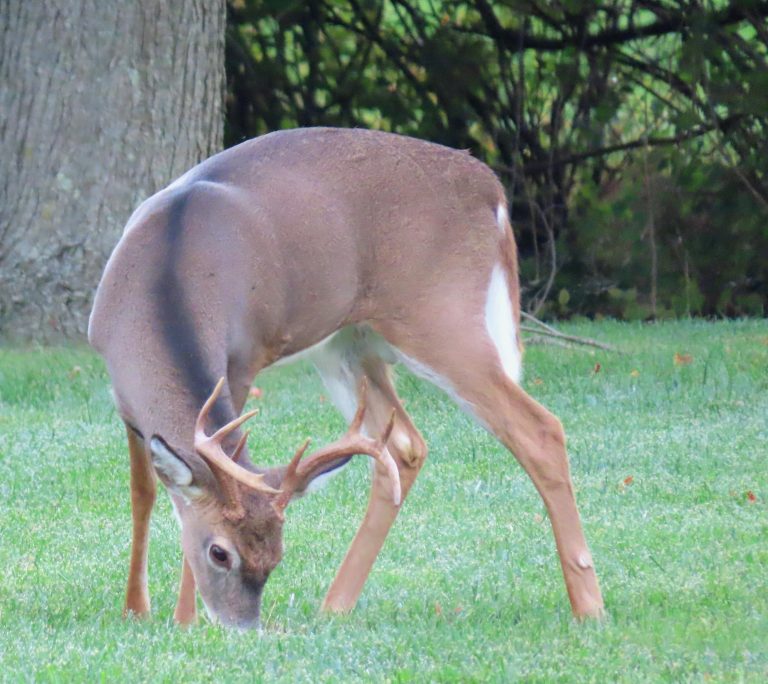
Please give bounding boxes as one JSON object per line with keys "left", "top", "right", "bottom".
{"left": 322, "top": 359, "right": 427, "bottom": 613}
{"left": 124, "top": 425, "right": 156, "bottom": 617}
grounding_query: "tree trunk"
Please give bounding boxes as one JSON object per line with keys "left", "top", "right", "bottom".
{"left": 0, "top": 0, "right": 225, "bottom": 341}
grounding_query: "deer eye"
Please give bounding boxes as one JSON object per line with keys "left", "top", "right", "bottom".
{"left": 209, "top": 544, "right": 231, "bottom": 569}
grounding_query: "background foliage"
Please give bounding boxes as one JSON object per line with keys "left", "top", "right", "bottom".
{"left": 225, "top": 0, "right": 768, "bottom": 318}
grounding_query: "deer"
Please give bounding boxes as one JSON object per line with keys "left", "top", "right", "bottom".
{"left": 88, "top": 127, "right": 604, "bottom": 629}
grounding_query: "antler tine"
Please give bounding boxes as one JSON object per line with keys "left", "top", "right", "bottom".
{"left": 349, "top": 376, "right": 368, "bottom": 434}
{"left": 272, "top": 438, "right": 312, "bottom": 518}
{"left": 194, "top": 377, "right": 280, "bottom": 495}
{"left": 210, "top": 408, "right": 260, "bottom": 443}
{"left": 195, "top": 377, "right": 225, "bottom": 434}
{"left": 285, "top": 438, "right": 311, "bottom": 480}
{"left": 378, "top": 408, "right": 396, "bottom": 449}
{"left": 231, "top": 431, "right": 249, "bottom": 463}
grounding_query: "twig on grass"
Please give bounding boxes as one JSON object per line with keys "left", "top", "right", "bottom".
{"left": 523, "top": 333, "right": 591, "bottom": 351}
{"left": 521, "top": 312, "right": 620, "bottom": 353}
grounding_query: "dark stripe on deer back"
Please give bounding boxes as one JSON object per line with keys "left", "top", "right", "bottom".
{"left": 153, "top": 187, "right": 231, "bottom": 429}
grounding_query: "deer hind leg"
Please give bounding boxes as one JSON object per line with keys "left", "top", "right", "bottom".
{"left": 124, "top": 424, "right": 157, "bottom": 617}
{"left": 310, "top": 329, "right": 427, "bottom": 612}
{"left": 378, "top": 297, "right": 604, "bottom": 619}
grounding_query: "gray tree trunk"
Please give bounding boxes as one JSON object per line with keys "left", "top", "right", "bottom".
{"left": 0, "top": 0, "right": 225, "bottom": 341}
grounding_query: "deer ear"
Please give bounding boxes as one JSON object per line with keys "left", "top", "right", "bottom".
{"left": 301, "top": 456, "right": 354, "bottom": 495}
{"left": 272, "top": 455, "right": 354, "bottom": 503}
{"left": 149, "top": 436, "right": 204, "bottom": 500}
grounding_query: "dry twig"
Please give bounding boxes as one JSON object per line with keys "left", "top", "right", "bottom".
{"left": 521, "top": 312, "right": 620, "bottom": 353}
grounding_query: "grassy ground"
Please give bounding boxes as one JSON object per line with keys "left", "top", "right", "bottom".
{"left": 0, "top": 320, "right": 766, "bottom": 682}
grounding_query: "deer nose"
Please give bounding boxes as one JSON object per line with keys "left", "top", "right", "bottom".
{"left": 232, "top": 616, "right": 262, "bottom": 631}
{"left": 205, "top": 608, "right": 261, "bottom": 630}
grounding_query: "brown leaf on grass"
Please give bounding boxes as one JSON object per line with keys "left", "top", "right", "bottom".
{"left": 746, "top": 491, "right": 757, "bottom": 503}
{"left": 248, "top": 386, "right": 262, "bottom": 399}
{"left": 593, "top": 362, "right": 601, "bottom": 374}
{"left": 454, "top": 605, "right": 463, "bottom": 614}
{"left": 674, "top": 352, "right": 693, "bottom": 366}
{"left": 533, "top": 377, "right": 544, "bottom": 386}
{"left": 434, "top": 601, "right": 442, "bottom": 616}
{"left": 624, "top": 475, "right": 634, "bottom": 486}
{"left": 630, "top": 369, "right": 640, "bottom": 378}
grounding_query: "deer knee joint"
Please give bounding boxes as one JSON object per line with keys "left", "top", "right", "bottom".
{"left": 537, "top": 414, "right": 566, "bottom": 453}
{"left": 131, "top": 478, "right": 157, "bottom": 507}
{"left": 391, "top": 429, "right": 427, "bottom": 468}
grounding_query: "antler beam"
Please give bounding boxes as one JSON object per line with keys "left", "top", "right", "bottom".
{"left": 274, "top": 378, "right": 401, "bottom": 514}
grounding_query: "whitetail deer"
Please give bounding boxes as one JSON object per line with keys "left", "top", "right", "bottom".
{"left": 89, "top": 128, "right": 604, "bottom": 628}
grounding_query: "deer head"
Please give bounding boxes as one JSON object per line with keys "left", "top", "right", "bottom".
{"left": 148, "top": 377, "right": 399, "bottom": 629}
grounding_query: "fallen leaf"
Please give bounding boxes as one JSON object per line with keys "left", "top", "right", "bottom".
{"left": 454, "top": 605, "right": 463, "bottom": 614}
{"left": 593, "top": 362, "right": 601, "bottom": 374}
{"left": 533, "top": 378, "right": 544, "bottom": 386}
{"left": 623, "top": 475, "right": 634, "bottom": 486}
{"left": 319, "top": 394, "right": 326, "bottom": 404}
{"left": 434, "top": 601, "right": 442, "bottom": 616}
{"left": 746, "top": 491, "right": 757, "bottom": 503}
{"left": 630, "top": 369, "right": 640, "bottom": 378}
{"left": 248, "top": 387, "right": 262, "bottom": 399}
{"left": 674, "top": 352, "right": 693, "bottom": 366}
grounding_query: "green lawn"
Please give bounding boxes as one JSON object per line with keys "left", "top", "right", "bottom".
{"left": 0, "top": 320, "right": 766, "bottom": 682}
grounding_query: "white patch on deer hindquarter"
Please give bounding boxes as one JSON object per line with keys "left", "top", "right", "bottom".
{"left": 496, "top": 203, "right": 508, "bottom": 234}
{"left": 484, "top": 264, "right": 521, "bottom": 383}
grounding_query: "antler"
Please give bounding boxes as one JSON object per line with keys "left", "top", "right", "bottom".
{"left": 273, "top": 378, "right": 402, "bottom": 515}
{"left": 195, "top": 378, "right": 280, "bottom": 518}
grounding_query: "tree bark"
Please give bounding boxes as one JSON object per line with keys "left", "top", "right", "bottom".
{"left": 0, "top": 0, "right": 225, "bottom": 341}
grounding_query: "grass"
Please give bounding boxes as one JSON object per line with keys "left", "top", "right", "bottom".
{"left": 0, "top": 320, "right": 766, "bottom": 682}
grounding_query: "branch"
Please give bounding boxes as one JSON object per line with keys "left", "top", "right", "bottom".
{"left": 468, "top": 1, "right": 768, "bottom": 55}
{"left": 521, "top": 312, "right": 620, "bottom": 353}
{"left": 523, "top": 334, "right": 588, "bottom": 351}
{"left": 493, "top": 115, "right": 744, "bottom": 174}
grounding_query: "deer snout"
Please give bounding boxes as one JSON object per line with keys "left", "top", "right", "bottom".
{"left": 196, "top": 567, "right": 267, "bottom": 630}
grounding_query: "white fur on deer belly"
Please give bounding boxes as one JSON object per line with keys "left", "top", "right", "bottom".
{"left": 484, "top": 263, "right": 521, "bottom": 383}
{"left": 393, "top": 350, "right": 489, "bottom": 431}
